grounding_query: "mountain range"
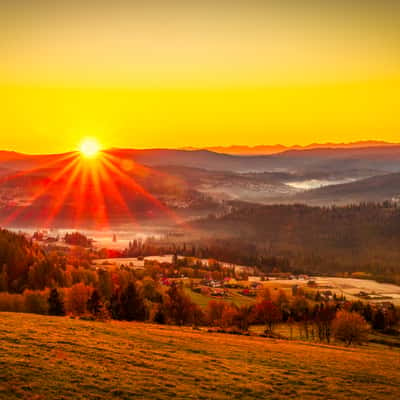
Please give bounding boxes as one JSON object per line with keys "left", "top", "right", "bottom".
{"left": 189, "top": 141, "right": 400, "bottom": 155}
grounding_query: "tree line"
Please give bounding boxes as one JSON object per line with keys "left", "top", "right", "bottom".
{"left": 1, "top": 277, "right": 398, "bottom": 346}
{"left": 1, "top": 227, "right": 399, "bottom": 346}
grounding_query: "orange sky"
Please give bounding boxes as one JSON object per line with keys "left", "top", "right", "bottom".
{"left": 1, "top": 1, "right": 399, "bottom": 153}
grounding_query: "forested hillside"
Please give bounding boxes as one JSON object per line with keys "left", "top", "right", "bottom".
{"left": 195, "top": 203, "right": 400, "bottom": 282}
{"left": 0, "top": 229, "right": 45, "bottom": 292}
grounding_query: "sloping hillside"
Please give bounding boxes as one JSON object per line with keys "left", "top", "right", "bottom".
{"left": 294, "top": 173, "right": 400, "bottom": 205}
{"left": 0, "top": 313, "right": 399, "bottom": 400}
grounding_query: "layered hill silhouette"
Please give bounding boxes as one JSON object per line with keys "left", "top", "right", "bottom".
{"left": 108, "top": 145, "right": 400, "bottom": 174}
{"left": 1, "top": 144, "right": 400, "bottom": 228}
{"left": 2, "top": 144, "right": 400, "bottom": 173}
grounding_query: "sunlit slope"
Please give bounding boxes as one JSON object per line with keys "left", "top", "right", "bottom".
{"left": 1, "top": 313, "right": 399, "bottom": 400}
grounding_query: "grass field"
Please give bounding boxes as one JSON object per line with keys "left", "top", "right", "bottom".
{"left": 184, "top": 287, "right": 255, "bottom": 307}
{"left": 1, "top": 313, "right": 400, "bottom": 400}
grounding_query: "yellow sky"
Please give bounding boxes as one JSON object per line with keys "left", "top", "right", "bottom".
{"left": 1, "top": 1, "right": 399, "bottom": 153}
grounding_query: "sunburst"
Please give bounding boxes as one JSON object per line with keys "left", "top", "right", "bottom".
{"left": 0, "top": 145, "right": 186, "bottom": 230}
{"left": 79, "top": 138, "right": 101, "bottom": 158}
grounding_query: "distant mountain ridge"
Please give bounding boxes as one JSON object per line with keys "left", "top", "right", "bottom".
{"left": 2, "top": 140, "right": 398, "bottom": 160}
{"left": 108, "top": 146, "right": 400, "bottom": 174}
{"left": 2, "top": 144, "right": 400, "bottom": 175}
{"left": 194, "top": 141, "right": 399, "bottom": 155}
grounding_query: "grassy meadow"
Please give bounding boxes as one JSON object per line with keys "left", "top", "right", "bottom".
{"left": 184, "top": 287, "right": 256, "bottom": 307}
{"left": 1, "top": 313, "right": 400, "bottom": 400}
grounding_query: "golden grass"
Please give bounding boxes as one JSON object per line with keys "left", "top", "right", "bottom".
{"left": 184, "top": 288, "right": 255, "bottom": 307}
{"left": 0, "top": 312, "right": 399, "bottom": 400}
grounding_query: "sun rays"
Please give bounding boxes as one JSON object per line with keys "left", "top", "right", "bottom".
{"left": 0, "top": 145, "right": 185, "bottom": 230}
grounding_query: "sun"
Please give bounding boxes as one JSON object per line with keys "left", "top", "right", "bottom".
{"left": 79, "top": 138, "right": 101, "bottom": 158}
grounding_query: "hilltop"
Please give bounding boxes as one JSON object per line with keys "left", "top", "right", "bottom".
{"left": 0, "top": 312, "right": 399, "bottom": 400}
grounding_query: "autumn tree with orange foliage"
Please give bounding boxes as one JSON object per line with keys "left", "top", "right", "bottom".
{"left": 233, "top": 304, "right": 254, "bottom": 331}
{"left": 333, "top": 310, "right": 370, "bottom": 346}
{"left": 205, "top": 300, "right": 227, "bottom": 327}
{"left": 255, "top": 300, "right": 282, "bottom": 334}
{"left": 65, "top": 283, "right": 92, "bottom": 315}
{"left": 164, "top": 282, "right": 199, "bottom": 326}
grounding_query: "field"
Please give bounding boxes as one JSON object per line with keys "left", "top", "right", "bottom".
{"left": 1, "top": 313, "right": 400, "bottom": 400}
{"left": 184, "top": 287, "right": 255, "bottom": 307}
{"left": 259, "top": 277, "right": 400, "bottom": 305}
{"left": 318, "top": 277, "right": 400, "bottom": 304}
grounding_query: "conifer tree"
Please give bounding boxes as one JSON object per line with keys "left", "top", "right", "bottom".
{"left": 120, "top": 283, "right": 145, "bottom": 321}
{"left": 48, "top": 288, "right": 65, "bottom": 316}
{"left": 87, "top": 290, "right": 102, "bottom": 316}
